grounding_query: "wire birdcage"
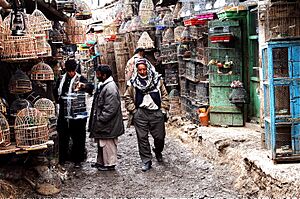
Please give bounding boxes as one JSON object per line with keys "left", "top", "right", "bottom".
{"left": 174, "top": 26, "right": 185, "bottom": 42}
{"left": 61, "top": 93, "right": 87, "bottom": 119}
{"left": 14, "top": 108, "right": 49, "bottom": 148}
{"left": 0, "top": 113, "right": 10, "bottom": 147}
{"left": 9, "top": 69, "right": 32, "bottom": 94}
{"left": 31, "top": 62, "right": 54, "bottom": 81}
{"left": 262, "top": 1, "right": 300, "bottom": 41}
{"left": 34, "top": 98, "right": 55, "bottom": 118}
{"left": 137, "top": 31, "right": 154, "bottom": 49}
{"left": 168, "top": 89, "right": 181, "bottom": 116}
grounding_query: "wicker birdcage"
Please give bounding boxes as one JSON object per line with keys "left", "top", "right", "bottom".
{"left": 10, "top": 99, "right": 33, "bottom": 117}
{"left": 139, "top": 0, "right": 154, "bottom": 25}
{"left": 61, "top": 93, "right": 87, "bottom": 119}
{"left": 173, "top": 2, "right": 182, "bottom": 19}
{"left": 31, "top": 9, "right": 52, "bottom": 33}
{"left": 34, "top": 98, "right": 55, "bottom": 118}
{"left": 9, "top": 69, "right": 32, "bottom": 94}
{"left": 31, "top": 62, "right": 54, "bottom": 81}
{"left": 174, "top": 26, "right": 185, "bottom": 42}
{"left": 162, "top": 28, "right": 174, "bottom": 44}
{"left": 0, "top": 113, "right": 11, "bottom": 147}
{"left": 14, "top": 108, "right": 49, "bottom": 148}
{"left": 64, "top": 17, "right": 86, "bottom": 44}
{"left": 137, "top": 31, "right": 154, "bottom": 49}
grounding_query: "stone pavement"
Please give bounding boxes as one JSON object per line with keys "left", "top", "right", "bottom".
{"left": 168, "top": 117, "right": 300, "bottom": 198}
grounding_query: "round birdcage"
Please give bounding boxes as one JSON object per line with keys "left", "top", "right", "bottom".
{"left": 10, "top": 99, "right": 33, "bottom": 117}
{"left": 0, "top": 113, "right": 11, "bottom": 147}
{"left": 31, "top": 62, "right": 54, "bottom": 81}
{"left": 34, "top": 98, "right": 55, "bottom": 118}
{"left": 14, "top": 108, "right": 48, "bottom": 148}
{"left": 9, "top": 69, "right": 32, "bottom": 94}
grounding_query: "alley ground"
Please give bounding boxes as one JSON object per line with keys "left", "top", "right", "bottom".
{"left": 17, "top": 123, "right": 242, "bottom": 198}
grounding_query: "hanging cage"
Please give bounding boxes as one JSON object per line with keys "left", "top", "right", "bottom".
{"left": 9, "top": 69, "right": 32, "bottom": 94}
{"left": 34, "top": 98, "right": 55, "bottom": 118}
{"left": 0, "top": 113, "right": 10, "bottom": 147}
{"left": 14, "top": 108, "right": 49, "bottom": 148}
{"left": 31, "top": 62, "right": 54, "bottom": 81}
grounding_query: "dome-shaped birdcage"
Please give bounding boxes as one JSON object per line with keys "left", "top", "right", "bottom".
{"left": 14, "top": 108, "right": 48, "bottom": 148}
{"left": 9, "top": 69, "right": 32, "bottom": 94}
{"left": 174, "top": 26, "right": 185, "bottom": 42}
{"left": 0, "top": 113, "right": 11, "bottom": 147}
{"left": 34, "top": 98, "right": 55, "bottom": 118}
{"left": 31, "top": 62, "right": 54, "bottom": 81}
{"left": 31, "top": 9, "right": 52, "bottom": 33}
{"left": 137, "top": 31, "right": 154, "bottom": 49}
{"left": 10, "top": 99, "right": 33, "bottom": 117}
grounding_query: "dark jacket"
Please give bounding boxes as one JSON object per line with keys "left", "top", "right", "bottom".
{"left": 89, "top": 77, "right": 124, "bottom": 139}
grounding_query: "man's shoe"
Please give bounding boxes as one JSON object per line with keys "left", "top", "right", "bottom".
{"left": 74, "top": 162, "right": 81, "bottom": 169}
{"left": 97, "top": 165, "right": 115, "bottom": 171}
{"left": 153, "top": 148, "right": 163, "bottom": 162}
{"left": 91, "top": 162, "right": 103, "bottom": 168}
{"left": 142, "top": 161, "right": 152, "bottom": 172}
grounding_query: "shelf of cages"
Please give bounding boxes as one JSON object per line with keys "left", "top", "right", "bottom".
{"left": 260, "top": 1, "right": 300, "bottom": 41}
{"left": 185, "top": 80, "right": 209, "bottom": 106}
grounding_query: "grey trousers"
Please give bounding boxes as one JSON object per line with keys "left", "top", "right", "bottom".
{"left": 133, "top": 108, "right": 166, "bottom": 163}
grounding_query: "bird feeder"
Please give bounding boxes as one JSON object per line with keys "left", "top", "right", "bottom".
{"left": 14, "top": 108, "right": 49, "bottom": 148}
{"left": 9, "top": 69, "right": 32, "bottom": 94}
{"left": 34, "top": 98, "right": 55, "bottom": 119}
{"left": 31, "top": 62, "right": 54, "bottom": 81}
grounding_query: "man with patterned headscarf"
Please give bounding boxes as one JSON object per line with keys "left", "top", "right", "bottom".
{"left": 124, "top": 58, "right": 169, "bottom": 172}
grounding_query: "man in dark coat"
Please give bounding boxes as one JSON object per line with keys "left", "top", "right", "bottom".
{"left": 54, "top": 59, "right": 93, "bottom": 168}
{"left": 89, "top": 65, "right": 124, "bottom": 171}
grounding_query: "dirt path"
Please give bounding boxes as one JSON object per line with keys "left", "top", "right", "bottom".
{"left": 18, "top": 124, "right": 242, "bottom": 198}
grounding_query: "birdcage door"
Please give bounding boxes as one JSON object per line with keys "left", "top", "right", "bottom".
{"left": 290, "top": 46, "right": 300, "bottom": 153}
